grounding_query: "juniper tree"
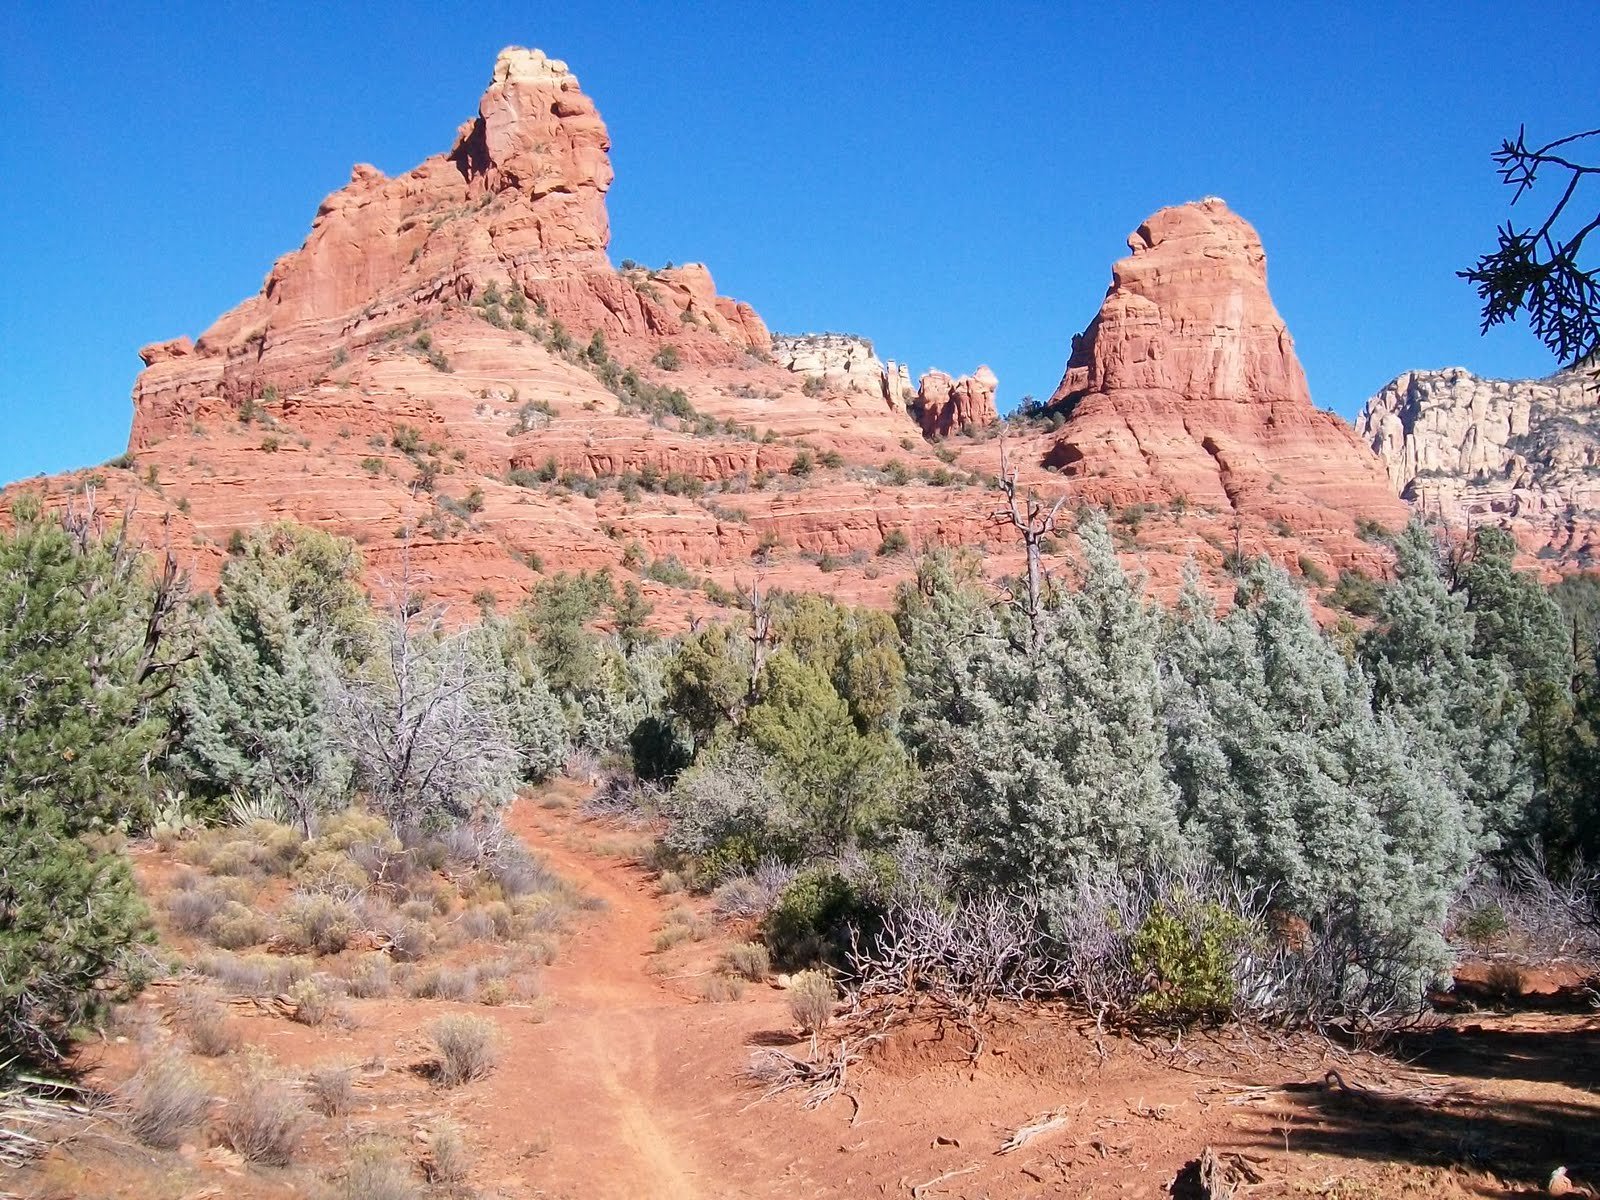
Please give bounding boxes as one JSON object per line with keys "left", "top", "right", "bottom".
{"left": 174, "top": 541, "right": 358, "bottom": 831}
{"left": 901, "top": 514, "right": 1177, "bottom": 891}
{"left": 1360, "top": 523, "right": 1528, "bottom": 845}
{"left": 741, "top": 650, "right": 912, "bottom": 856}
{"left": 0, "top": 499, "right": 186, "bottom": 1062}
{"left": 1163, "top": 560, "right": 1474, "bottom": 1000}
{"left": 1457, "top": 526, "right": 1581, "bottom": 849}
{"left": 465, "top": 616, "right": 568, "bottom": 782}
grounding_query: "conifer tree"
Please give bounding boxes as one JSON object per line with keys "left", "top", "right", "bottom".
{"left": 0, "top": 500, "right": 184, "bottom": 1062}
{"left": 1163, "top": 560, "right": 1473, "bottom": 998}
{"left": 1360, "top": 523, "right": 1528, "bottom": 844}
{"left": 903, "top": 514, "right": 1177, "bottom": 890}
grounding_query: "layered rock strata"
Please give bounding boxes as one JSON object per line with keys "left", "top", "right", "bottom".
{"left": 1042, "top": 197, "right": 1406, "bottom": 532}
{"left": 1357, "top": 364, "right": 1600, "bottom": 565}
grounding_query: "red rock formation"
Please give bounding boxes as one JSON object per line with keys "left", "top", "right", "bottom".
{"left": 915, "top": 367, "right": 999, "bottom": 438}
{"left": 4, "top": 59, "right": 1408, "bottom": 626}
{"left": 1044, "top": 198, "right": 1405, "bottom": 529}
{"left": 129, "top": 48, "right": 770, "bottom": 449}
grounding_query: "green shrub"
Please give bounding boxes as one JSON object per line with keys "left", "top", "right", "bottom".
{"left": 788, "top": 449, "right": 815, "bottom": 477}
{"left": 1129, "top": 899, "right": 1249, "bottom": 1024}
{"left": 1457, "top": 903, "right": 1510, "bottom": 944}
{"left": 1330, "top": 567, "right": 1382, "bottom": 616}
{"left": 1297, "top": 553, "right": 1330, "bottom": 586}
{"left": 762, "top": 868, "right": 865, "bottom": 968}
{"left": 652, "top": 344, "right": 682, "bottom": 371}
{"left": 877, "top": 529, "right": 909, "bottom": 556}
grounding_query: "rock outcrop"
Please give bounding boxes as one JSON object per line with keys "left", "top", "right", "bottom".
{"left": 914, "top": 367, "right": 999, "bottom": 437}
{"left": 1042, "top": 197, "right": 1405, "bottom": 531}
{"left": 130, "top": 47, "right": 771, "bottom": 449}
{"left": 1357, "top": 364, "right": 1600, "bottom": 565}
{"left": 771, "top": 334, "right": 887, "bottom": 395}
{"left": 3, "top": 55, "right": 1414, "bottom": 623}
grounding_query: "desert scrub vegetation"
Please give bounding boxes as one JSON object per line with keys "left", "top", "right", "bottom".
{"left": 628, "top": 509, "right": 1600, "bottom": 1028}
{"left": 120, "top": 1052, "right": 212, "bottom": 1149}
{"left": 157, "top": 804, "right": 577, "bottom": 1007}
{"left": 222, "top": 1070, "right": 306, "bottom": 1165}
{"left": 6, "top": 457, "right": 1600, "bottom": 1088}
{"left": 427, "top": 1013, "right": 500, "bottom": 1086}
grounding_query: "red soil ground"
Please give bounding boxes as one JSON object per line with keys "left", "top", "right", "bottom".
{"left": 17, "top": 783, "right": 1600, "bottom": 1199}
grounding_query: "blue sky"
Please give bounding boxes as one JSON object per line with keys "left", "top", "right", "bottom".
{"left": 1, "top": 2, "right": 1594, "bottom": 485}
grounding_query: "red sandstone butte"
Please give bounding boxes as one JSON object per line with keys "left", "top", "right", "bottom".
{"left": 1043, "top": 198, "right": 1406, "bottom": 531}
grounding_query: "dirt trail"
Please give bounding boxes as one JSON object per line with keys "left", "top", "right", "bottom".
{"left": 497, "top": 793, "right": 792, "bottom": 1200}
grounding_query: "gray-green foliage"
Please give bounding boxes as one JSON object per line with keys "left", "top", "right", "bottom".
{"left": 329, "top": 597, "right": 523, "bottom": 830}
{"left": 1458, "top": 526, "right": 1583, "bottom": 853}
{"left": 175, "top": 565, "right": 352, "bottom": 832}
{"left": 658, "top": 739, "right": 802, "bottom": 868}
{"left": 1163, "top": 559, "right": 1474, "bottom": 999}
{"left": 1360, "top": 523, "right": 1528, "bottom": 845}
{"left": 899, "top": 514, "right": 1177, "bottom": 891}
{"left": 465, "top": 616, "right": 568, "bottom": 781}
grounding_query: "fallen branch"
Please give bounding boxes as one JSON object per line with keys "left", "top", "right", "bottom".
{"left": 909, "top": 1162, "right": 981, "bottom": 1197}
{"left": 997, "top": 1104, "right": 1080, "bottom": 1154}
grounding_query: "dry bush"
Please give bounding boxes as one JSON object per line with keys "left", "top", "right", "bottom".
{"left": 195, "top": 950, "right": 312, "bottom": 996}
{"left": 427, "top": 1014, "right": 499, "bottom": 1086}
{"left": 121, "top": 1053, "right": 211, "bottom": 1149}
{"left": 175, "top": 988, "right": 238, "bottom": 1057}
{"left": 700, "top": 974, "right": 746, "bottom": 1002}
{"left": 209, "top": 900, "right": 271, "bottom": 949}
{"left": 422, "top": 1117, "right": 470, "bottom": 1185}
{"left": 288, "top": 978, "right": 334, "bottom": 1026}
{"left": 166, "top": 885, "right": 227, "bottom": 934}
{"left": 409, "top": 965, "right": 478, "bottom": 1002}
{"left": 222, "top": 1073, "right": 305, "bottom": 1165}
{"left": 721, "top": 942, "right": 770, "bottom": 982}
{"left": 489, "top": 849, "right": 559, "bottom": 899}
{"left": 280, "top": 891, "right": 360, "bottom": 955}
{"left": 294, "top": 849, "right": 368, "bottom": 893}
{"left": 652, "top": 925, "right": 694, "bottom": 953}
{"left": 478, "top": 979, "right": 510, "bottom": 1006}
{"left": 455, "top": 907, "right": 497, "bottom": 942}
{"left": 344, "top": 954, "right": 393, "bottom": 999}
{"left": 339, "top": 1140, "right": 421, "bottom": 1200}
{"left": 657, "top": 871, "right": 686, "bottom": 895}
{"left": 787, "top": 970, "right": 836, "bottom": 1034}
{"left": 713, "top": 859, "right": 798, "bottom": 919}
{"left": 1450, "top": 852, "right": 1600, "bottom": 962}
{"left": 305, "top": 1062, "right": 357, "bottom": 1118}
{"left": 524, "top": 933, "right": 560, "bottom": 965}
{"left": 387, "top": 919, "right": 436, "bottom": 963}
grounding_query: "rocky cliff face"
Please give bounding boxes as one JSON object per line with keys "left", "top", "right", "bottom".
{"left": 1357, "top": 365, "right": 1600, "bottom": 566}
{"left": 914, "top": 367, "right": 999, "bottom": 437}
{"left": 130, "top": 47, "right": 772, "bottom": 450}
{"left": 5, "top": 55, "right": 1408, "bottom": 621}
{"left": 771, "top": 334, "right": 890, "bottom": 398}
{"left": 1043, "top": 198, "right": 1406, "bottom": 535}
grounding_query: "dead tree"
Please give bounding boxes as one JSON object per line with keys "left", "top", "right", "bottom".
{"left": 993, "top": 442, "right": 1067, "bottom": 649}
{"left": 742, "top": 575, "right": 774, "bottom": 702}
